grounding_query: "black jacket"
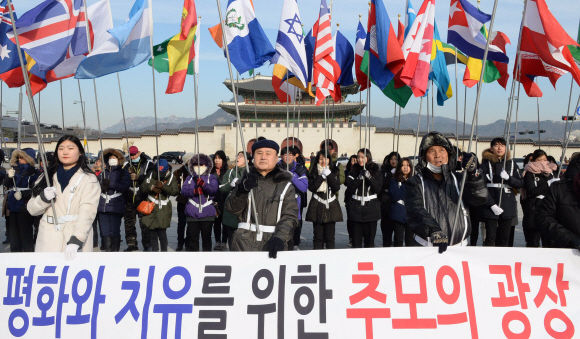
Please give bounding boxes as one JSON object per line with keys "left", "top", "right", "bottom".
{"left": 305, "top": 162, "right": 343, "bottom": 224}
{"left": 481, "top": 149, "right": 523, "bottom": 220}
{"left": 380, "top": 167, "right": 395, "bottom": 216}
{"left": 522, "top": 171, "right": 554, "bottom": 232}
{"left": 122, "top": 152, "right": 153, "bottom": 204}
{"left": 405, "top": 132, "right": 488, "bottom": 245}
{"left": 345, "top": 162, "right": 383, "bottom": 222}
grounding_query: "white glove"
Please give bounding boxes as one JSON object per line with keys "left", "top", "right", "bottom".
{"left": 391, "top": 168, "right": 396, "bottom": 174}
{"left": 65, "top": 244, "right": 80, "bottom": 261}
{"left": 500, "top": 170, "right": 509, "bottom": 180}
{"left": 14, "top": 191, "right": 22, "bottom": 200}
{"left": 547, "top": 178, "right": 560, "bottom": 187}
{"left": 8, "top": 169, "right": 15, "bottom": 178}
{"left": 44, "top": 187, "right": 57, "bottom": 201}
{"left": 230, "top": 177, "right": 239, "bottom": 188}
{"left": 363, "top": 170, "right": 372, "bottom": 179}
{"left": 321, "top": 168, "right": 331, "bottom": 179}
{"left": 491, "top": 204, "right": 504, "bottom": 216}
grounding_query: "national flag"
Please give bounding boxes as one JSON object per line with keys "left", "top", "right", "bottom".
{"left": 567, "top": 20, "right": 579, "bottom": 66}
{"left": 430, "top": 22, "right": 452, "bottom": 106}
{"left": 209, "top": 23, "right": 223, "bottom": 49}
{"left": 516, "top": 0, "right": 580, "bottom": 97}
{"left": 334, "top": 29, "right": 354, "bottom": 88}
{"left": 462, "top": 27, "right": 510, "bottom": 89}
{"left": 193, "top": 15, "right": 201, "bottom": 73}
{"left": 148, "top": 37, "right": 194, "bottom": 75}
{"left": 220, "top": 0, "right": 275, "bottom": 75}
{"left": 312, "top": 0, "right": 340, "bottom": 105}
{"left": 360, "top": 52, "right": 413, "bottom": 108}
{"left": 0, "top": 1, "right": 27, "bottom": 80}
{"left": 400, "top": 0, "right": 435, "bottom": 97}
{"left": 447, "top": 0, "right": 509, "bottom": 64}
{"left": 440, "top": 41, "right": 468, "bottom": 65}
{"left": 75, "top": 0, "right": 151, "bottom": 79}
{"left": 272, "top": 30, "right": 314, "bottom": 103}
{"left": 404, "top": 0, "right": 416, "bottom": 38}
{"left": 363, "top": 0, "right": 405, "bottom": 90}
{"left": 271, "top": 0, "right": 308, "bottom": 88}
{"left": 7, "top": 0, "right": 88, "bottom": 72}
{"left": 397, "top": 15, "right": 405, "bottom": 46}
{"left": 355, "top": 21, "right": 369, "bottom": 91}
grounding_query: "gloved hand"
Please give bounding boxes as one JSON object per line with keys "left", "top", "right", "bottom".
{"left": 321, "top": 168, "right": 331, "bottom": 179}
{"left": 152, "top": 186, "right": 162, "bottom": 194}
{"left": 65, "top": 244, "right": 80, "bottom": 261}
{"left": 43, "top": 187, "right": 57, "bottom": 201}
{"left": 547, "top": 178, "right": 560, "bottom": 186}
{"left": 359, "top": 170, "right": 372, "bottom": 180}
{"left": 194, "top": 187, "right": 203, "bottom": 195}
{"left": 8, "top": 168, "right": 15, "bottom": 178}
{"left": 196, "top": 178, "right": 205, "bottom": 187}
{"left": 431, "top": 231, "right": 448, "bottom": 254}
{"left": 491, "top": 204, "right": 504, "bottom": 216}
{"left": 230, "top": 177, "right": 239, "bottom": 188}
{"left": 238, "top": 173, "right": 259, "bottom": 194}
{"left": 154, "top": 181, "right": 164, "bottom": 189}
{"left": 130, "top": 173, "right": 138, "bottom": 181}
{"left": 101, "top": 178, "right": 111, "bottom": 193}
{"left": 569, "top": 237, "right": 580, "bottom": 251}
{"left": 462, "top": 152, "right": 478, "bottom": 174}
{"left": 14, "top": 191, "right": 22, "bottom": 200}
{"left": 268, "top": 237, "right": 285, "bottom": 259}
{"left": 500, "top": 170, "right": 510, "bottom": 180}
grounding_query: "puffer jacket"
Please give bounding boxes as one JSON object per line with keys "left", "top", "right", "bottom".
{"left": 123, "top": 152, "right": 153, "bottom": 204}
{"left": 277, "top": 161, "right": 308, "bottom": 219}
{"left": 535, "top": 157, "right": 580, "bottom": 249}
{"left": 220, "top": 166, "right": 248, "bottom": 228}
{"left": 225, "top": 165, "right": 298, "bottom": 251}
{"left": 388, "top": 178, "right": 407, "bottom": 224}
{"left": 345, "top": 162, "right": 383, "bottom": 222}
{"left": 305, "top": 162, "right": 343, "bottom": 224}
{"left": 182, "top": 154, "right": 219, "bottom": 219}
{"left": 522, "top": 170, "right": 554, "bottom": 232}
{"left": 380, "top": 167, "right": 395, "bottom": 217}
{"left": 405, "top": 132, "right": 488, "bottom": 246}
{"left": 139, "top": 169, "right": 180, "bottom": 230}
{"left": 4, "top": 150, "right": 40, "bottom": 213}
{"left": 481, "top": 149, "right": 523, "bottom": 220}
{"left": 97, "top": 149, "right": 131, "bottom": 214}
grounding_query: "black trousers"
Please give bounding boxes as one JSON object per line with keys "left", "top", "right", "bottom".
{"left": 484, "top": 218, "right": 512, "bottom": 247}
{"left": 390, "top": 220, "right": 412, "bottom": 247}
{"left": 124, "top": 201, "right": 148, "bottom": 248}
{"left": 150, "top": 229, "right": 168, "bottom": 252}
{"left": 380, "top": 215, "right": 394, "bottom": 247}
{"left": 347, "top": 219, "right": 354, "bottom": 242}
{"left": 352, "top": 221, "right": 377, "bottom": 248}
{"left": 213, "top": 213, "right": 227, "bottom": 244}
{"left": 92, "top": 217, "right": 99, "bottom": 247}
{"left": 9, "top": 211, "right": 34, "bottom": 252}
{"left": 186, "top": 220, "right": 213, "bottom": 252}
{"left": 98, "top": 212, "right": 123, "bottom": 238}
{"left": 177, "top": 202, "right": 187, "bottom": 247}
{"left": 313, "top": 222, "right": 336, "bottom": 249}
{"left": 293, "top": 219, "right": 303, "bottom": 246}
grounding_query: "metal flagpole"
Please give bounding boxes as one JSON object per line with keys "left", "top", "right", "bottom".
{"left": 253, "top": 72, "right": 258, "bottom": 139}
{"left": 38, "top": 92, "right": 41, "bottom": 122}
{"left": 368, "top": 84, "right": 371, "bottom": 150}
{"left": 17, "top": 87, "right": 22, "bottom": 149}
{"left": 414, "top": 97, "right": 424, "bottom": 158}
{"left": 60, "top": 80, "right": 65, "bottom": 130}
{"left": 455, "top": 47, "right": 460, "bottom": 161}
{"left": 536, "top": 78, "right": 541, "bottom": 145}
{"left": 396, "top": 106, "right": 402, "bottom": 154}
{"left": 293, "top": 87, "right": 296, "bottom": 147}
{"left": 450, "top": 0, "right": 501, "bottom": 243}
{"left": 463, "top": 85, "right": 467, "bottom": 150}
{"left": 431, "top": 80, "right": 435, "bottom": 130}
{"left": 426, "top": 85, "right": 430, "bottom": 133}
{"left": 216, "top": 0, "right": 261, "bottom": 232}
{"left": 286, "top": 73, "right": 290, "bottom": 171}
{"left": 146, "top": 0, "right": 160, "bottom": 180}
{"left": 331, "top": 101, "right": 335, "bottom": 141}
{"left": 558, "top": 94, "right": 580, "bottom": 178}
{"left": 359, "top": 88, "right": 362, "bottom": 150}
{"left": 6, "top": 0, "right": 60, "bottom": 231}
{"left": 117, "top": 74, "right": 130, "bottom": 153}
{"left": 76, "top": 80, "right": 89, "bottom": 152}
{"left": 297, "top": 90, "right": 301, "bottom": 143}
{"left": 392, "top": 103, "right": 397, "bottom": 151}
{"left": 0, "top": 81, "right": 4, "bottom": 151}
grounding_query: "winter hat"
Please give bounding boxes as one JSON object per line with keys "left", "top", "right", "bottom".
{"left": 24, "top": 148, "right": 36, "bottom": 161}
{"left": 129, "top": 146, "right": 139, "bottom": 155}
{"left": 252, "top": 139, "right": 280, "bottom": 154}
{"left": 157, "top": 159, "right": 169, "bottom": 172}
{"left": 418, "top": 131, "right": 456, "bottom": 169}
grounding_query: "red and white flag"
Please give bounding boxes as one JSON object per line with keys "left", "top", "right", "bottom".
{"left": 313, "top": 0, "right": 340, "bottom": 106}
{"left": 516, "top": 0, "right": 580, "bottom": 97}
{"left": 400, "top": 0, "right": 436, "bottom": 97}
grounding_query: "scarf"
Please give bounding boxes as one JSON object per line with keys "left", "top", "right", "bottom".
{"left": 317, "top": 164, "right": 328, "bottom": 193}
{"left": 57, "top": 164, "right": 80, "bottom": 192}
{"left": 524, "top": 161, "right": 556, "bottom": 176}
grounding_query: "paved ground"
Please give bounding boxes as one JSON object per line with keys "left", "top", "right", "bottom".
{"left": 0, "top": 185, "right": 526, "bottom": 253}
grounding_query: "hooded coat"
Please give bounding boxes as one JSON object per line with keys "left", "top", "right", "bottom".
{"left": 139, "top": 168, "right": 180, "bottom": 230}
{"left": 97, "top": 149, "right": 131, "bottom": 214}
{"left": 181, "top": 154, "right": 219, "bottom": 219}
{"left": 522, "top": 166, "right": 555, "bottom": 233}
{"left": 481, "top": 149, "right": 523, "bottom": 220}
{"left": 225, "top": 165, "right": 298, "bottom": 251}
{"left": 305, "top": 158, "right": 344, "bottom": 224}
{"left": 4, "top": 149, "right": 40, "bottom": 213}
{"left": 28, "top": 168, "right": 100, "bottom": 252}
{"left": 535, "top": 157, "right": 580, "bottom": 249}
{"left": 123, "top": 152, "right": 153, "bottom": 204}
{"left": 345, "top": 161, "right": 383, "bottom": 222}
{"left": 405, "top": 132, "right": 488, "bottom": 246}
{"left": 389, "top": 178, "right": 408, "bottom": 224}
{"left": 220, "top": 165, "right": 248, "bottom": 228}
{"left": 277, "top": 160, "right": 308, "bottom": 219}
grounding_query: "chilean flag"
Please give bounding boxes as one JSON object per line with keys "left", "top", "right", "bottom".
{"left": 355, "top": 21, "right": 369, "bottom": 91}
{"left": 363, "top": 0, "right": 405, "bottom": 91}
{"left": 400, "top": 0, "right": 435, "bottom": 97}
{"left": 516, "top": 0, "right": 580, "bottom": 97}
{"left": 447, "top": 0, "right": 509, "bottom": 64}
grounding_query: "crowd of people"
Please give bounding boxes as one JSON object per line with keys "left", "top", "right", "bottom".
{"left": 1, "top": 131, "right": 580, "bottom": 259}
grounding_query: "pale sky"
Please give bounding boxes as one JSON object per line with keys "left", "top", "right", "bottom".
{"left": 2, "top": 0, "right": 579, "bottom": 132}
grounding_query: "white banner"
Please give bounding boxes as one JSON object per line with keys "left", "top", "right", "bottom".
{"left": 1, "top": 247, "right": 579, "bottom": 338}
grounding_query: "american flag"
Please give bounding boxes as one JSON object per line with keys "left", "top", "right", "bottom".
{"left": 312, "top": 0, "right": 339, "bottom": 106}
{"left": 7, "top": 0, "right": 88, "bottom": 72}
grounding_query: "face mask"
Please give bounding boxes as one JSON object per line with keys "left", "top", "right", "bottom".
{"left": 426, "top": 162, "right": 443, "bottom": 174}
{"left": 131, "top": 158, "right": 140, "bottom": 164}
{"left": 108, "top": 158, "right": 118, "bottom": 167}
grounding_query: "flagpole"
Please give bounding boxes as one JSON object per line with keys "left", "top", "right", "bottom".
{"left": 117, "top": 74, "right": 130, "bottom": 152}
{"left": 450, "top": 0, "right": 501, "bottom": 243}
{"left": 76, "top": 80, "right": 89, "bottom": 153}
{"left": 216, "top": 0, "right": 261, "bottom": 234}
{"left": 431, "top": 80, "right": 434, "bottom": 130}
{"left": 6, "top": 0, "right": 60, "bottom": 231}
{"left": 297, "top": 90, "right": 301, "bottom": 143}
{"left": 562, "top": 19, "right": 580, "bottom": 154}
{"left": 455, "top": 47, "right": 459, "bottom": 161}
{"left": 17, "top": 87, "right": 21, "bottom": 149}
{"left": 286, "top": 72, "right": 290, "bottom": 171}
{"left": 253, "top": 72, "right": 258, "bottom": 139}
{"left": 293, "top": 86, "right": 297, "bottom": 147}
{"left": 426, "top": 83, "right": 430, "bottom": 133}
{"left": 38, "top": 92, "right": 41, "bottom": 122}
{"left": 392, "top": 103, "right": 397, "bottom": 151}
{"left": 558, "top": 95, "right": 580, "bottom": 178}
{"left": 59, "top": 80, "right": 65, "bottom": 130}
{"left": 414, "top": 97, "right": 424, "bottom": 159}
{"left": 396, "top": 105, "right": 402, "bottom": 154}
{"left": 463, "top": 85, "right": 466, "bottom": 150}
{"left": 0, "top": 81, "right": 5, "bottom": 152}
{"left": 536, "top": 78, "right": 541, "bottom": 146}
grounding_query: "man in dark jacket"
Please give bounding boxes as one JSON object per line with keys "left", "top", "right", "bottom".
{"left": 225, "top": 139, "right": 298, "bottom": 258}
{"left": 122, "top": 146, "right": 153, "bottom": 251}
{"left": 536, "top": 156, "right": 580, "bottom": 250}
{"left": 405, "top": 132, "right": 488, "bottom": 253}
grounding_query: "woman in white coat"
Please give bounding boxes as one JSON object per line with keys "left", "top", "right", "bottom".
{"left": 28, "top": 135, "right": 100, "bottom": 259}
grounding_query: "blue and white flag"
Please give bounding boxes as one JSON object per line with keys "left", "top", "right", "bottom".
{"left": 404, "top": 0, "right": 416, "bottom": 38}
{"left": 75, "top": 0, "right": 151, "bottom": 79}
{"left": 223, "top": 0, "right": 275, "bottom": 75}
{"left": 271, "top": 0, "right": 308, "bottom": 88}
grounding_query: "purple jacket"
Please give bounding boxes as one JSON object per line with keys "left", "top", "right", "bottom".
{"left": 182, "top": 154, "right": 219, "bottom": 219}
{"left": 278, "top": 161, "right": 308, "bottom": 219}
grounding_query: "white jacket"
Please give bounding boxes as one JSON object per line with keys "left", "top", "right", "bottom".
{"left": 28, "top": 168, "right": 100, "bottom": 253}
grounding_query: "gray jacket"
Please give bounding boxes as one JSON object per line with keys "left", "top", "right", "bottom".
{"left": 225, "top": 166, "right": 298, "bottom": 251}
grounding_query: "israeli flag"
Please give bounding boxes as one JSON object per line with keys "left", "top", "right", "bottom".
{"left": 271, "top": 0, "right": 308, "bottom": 88}
{"left": 75, "top": 0, "right": 152, "bottom": 79}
